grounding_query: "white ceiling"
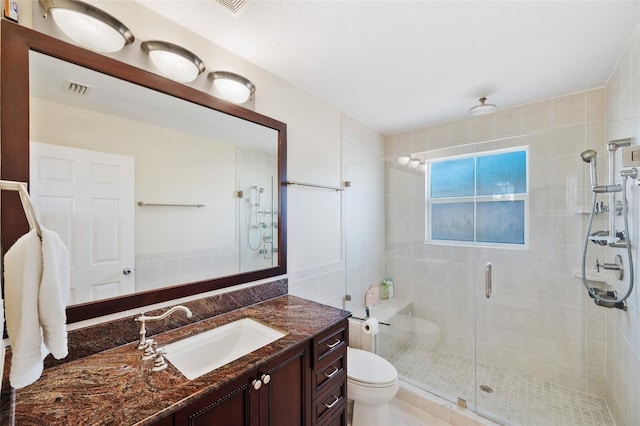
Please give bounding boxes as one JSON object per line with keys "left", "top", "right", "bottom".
{"left": 136, "top": 1, "right": 640, "bottom": 135}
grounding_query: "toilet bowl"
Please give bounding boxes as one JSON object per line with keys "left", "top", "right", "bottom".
{"left": 347, "top": 347, "right": 399, "bottom": 426}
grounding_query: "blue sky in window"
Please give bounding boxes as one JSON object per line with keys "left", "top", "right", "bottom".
{"left": 430, "top": 157, "right": 474, "bottom": 198}
{"left": 477, "top": 151, "right": 527, "bottom": 196}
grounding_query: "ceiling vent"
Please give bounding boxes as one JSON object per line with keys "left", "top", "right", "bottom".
{"left": 66, "top": 80, "right": 91, "bottom": 95}
{"left": 215, "top": 0, "right": 251, "bottom": 16}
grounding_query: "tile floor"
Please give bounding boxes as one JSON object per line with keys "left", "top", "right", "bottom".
{"left": 389, "top": 399, "right": 452, "bottom": 426}
{"left": 390, "top": 342, "right": 616, "bottom": 426}
{"left": 347, "top": 399, "right": 451, "bottom": 426}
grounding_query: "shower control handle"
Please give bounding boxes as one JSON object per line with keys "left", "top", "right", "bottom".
{"left": 485, "top": 263, "right": 492, "bottom": 299}
{"left": 595, "top": 255, "right": 624, "bottom": 280}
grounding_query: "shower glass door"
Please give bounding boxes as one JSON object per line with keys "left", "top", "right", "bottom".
{"left": 375, "top": 142, "right": 480, "bottom": 411}
{"left": 418, "top": 137, "right": 531, "bottom": 422}
{"left": 469, "top": 137, "right": 531, "bottom": 424}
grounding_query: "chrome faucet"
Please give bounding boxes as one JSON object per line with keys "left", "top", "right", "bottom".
{"left": 135, "top": 305, "right": 193, "bottom": 349}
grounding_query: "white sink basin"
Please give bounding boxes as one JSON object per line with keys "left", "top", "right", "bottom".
{"left": 161, "top": 318, "right": 287, "bottom": 380}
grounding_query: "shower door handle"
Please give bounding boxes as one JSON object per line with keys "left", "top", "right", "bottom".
{"left": 485, "top": 263, "right": 492, "bottom": 299}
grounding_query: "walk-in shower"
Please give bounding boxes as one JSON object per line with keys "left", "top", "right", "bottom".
{"left": 580, "top": 138, "right": 637, "bottom": 310}
{"left": 347, "top": 125, "right": 621, "bottom": 425}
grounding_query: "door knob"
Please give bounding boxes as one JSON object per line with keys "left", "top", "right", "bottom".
{"left": 123, "top": 268, "right": 132, "bottom": 275}
{"left": 252, "top": 379, "right": 262, "bottom": 390}
{"left": 261, "top": 374, "right": 271, "bottom": 384}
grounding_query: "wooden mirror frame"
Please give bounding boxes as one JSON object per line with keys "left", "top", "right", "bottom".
{"left": 0, "top": 20, "right": 287, "bottom": 324}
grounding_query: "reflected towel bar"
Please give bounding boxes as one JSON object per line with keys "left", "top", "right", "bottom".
{"left": 137, "top": 201, "right": 205, "bottom": 208}
{"left": 284, "top": 181, "right": 344, "bottom": 192}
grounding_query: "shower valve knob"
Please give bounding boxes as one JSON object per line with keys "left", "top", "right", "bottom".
{"left": 595, "top": 256, "right": 624, "bottom": 280}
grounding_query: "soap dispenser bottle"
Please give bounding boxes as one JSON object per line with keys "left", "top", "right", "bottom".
{"left": 386, "top": 277, "right": 395, "bottom": 298}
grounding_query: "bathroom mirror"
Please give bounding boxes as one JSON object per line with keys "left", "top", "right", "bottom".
{"left": 1, "top": 21, "right": 287, "bottom": 323}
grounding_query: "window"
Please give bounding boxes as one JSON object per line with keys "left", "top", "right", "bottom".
{"left": 426, "top": 148, "right": 528, "bottom": 247}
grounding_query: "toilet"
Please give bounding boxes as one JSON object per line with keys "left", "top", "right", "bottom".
{"left": 347, "top": 347, "right": 399, "bottom": 426}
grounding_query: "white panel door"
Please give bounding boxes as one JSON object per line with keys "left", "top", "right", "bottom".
{"left": 30, "top": 141, "right": 135, "bottom": 305}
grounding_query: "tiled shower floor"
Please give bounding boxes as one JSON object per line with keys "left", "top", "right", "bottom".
{"left": 390, "top": 342, "right": 615, "bottom": 426}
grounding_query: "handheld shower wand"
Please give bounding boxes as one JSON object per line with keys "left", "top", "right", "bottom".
{"left": 580, "top": 149, "right": 598, "bottom": 189}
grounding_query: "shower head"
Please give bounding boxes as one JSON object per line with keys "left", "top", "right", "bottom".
{"left": 580, "top": 150, "right": 597, "bottom": 163}
{"left": 580, "top": 150, "right": 598, "bottom": 189}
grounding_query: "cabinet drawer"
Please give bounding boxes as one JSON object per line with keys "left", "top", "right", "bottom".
{"left": 320, "top": 407, "right": 346, "bottom": 426}
{"left": 311, "top": 351, "right": 346, "bottom": 396}
{"left": 312, "top": 381, "right": 346, "bottom": 425}
{"left": 313, "top": 321, "right": 347, "bottom": 368}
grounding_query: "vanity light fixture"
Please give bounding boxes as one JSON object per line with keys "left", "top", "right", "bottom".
{"left": 39, "top": 0, "right": 134, "bottom": 53}
{"left": 208, "top": 71, "right": 256, "bottom": 104}
{"left": 469, "top": 97, "right": 497, "bottom": 116}
{"left": 141, "top": 41, "right": 206, "bottom": 83}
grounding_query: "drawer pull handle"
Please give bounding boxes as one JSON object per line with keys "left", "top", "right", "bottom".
{"left": 324, "top": 395, "right": 340, "bottom": 409}
{"left": 324, "top": 366, "right": 339, "bottom": 378}
{"left": 326, "top": 339, "right": 341, "bottom": 349}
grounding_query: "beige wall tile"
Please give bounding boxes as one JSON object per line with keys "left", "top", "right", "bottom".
{"left": 523, "top": 99, "right": 552, "bottom": 132}
{"left": 586, "top": 88, "right": 606, "bottom": 122}
{"left": 450, "top": 118, "right": 471, "bottom": 145}
{"left": 470, "top": 113, "right": 496, "bottom": 142}
{"left": 430, "top": 122, "right": 451, "bottom": 149}
{"left": 553, "top": 92, "right": 586, "bottom": 126}
{"left": 496, "top": 107, "right": 522, "bottom": 138}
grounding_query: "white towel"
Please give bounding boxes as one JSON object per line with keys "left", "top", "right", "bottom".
{"left": 4, "top": 230, "right": 46, "bottom": 388}
{"left": 40, "top": 228, "right": 70, "bottom": 359}
{"left": 1, "top": 298, "right": 5, "bottom": 395}
{"left": 4, "top": 227, "right": 70, "bottom": 388}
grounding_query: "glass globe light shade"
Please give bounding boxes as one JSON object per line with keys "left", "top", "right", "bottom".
{"left": 50, "top": 7, "right": 131, "bottom": 53}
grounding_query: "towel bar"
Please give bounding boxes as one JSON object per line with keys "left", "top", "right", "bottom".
{"left": 137, "top": 201, "right": 205, "bottom": 208}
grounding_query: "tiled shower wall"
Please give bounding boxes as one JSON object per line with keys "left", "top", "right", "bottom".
{"left": 604, "top": 20, "right": 640, "bottom": 426}
{"left": 386, "top": 88, "right": 610, "bottom": 401}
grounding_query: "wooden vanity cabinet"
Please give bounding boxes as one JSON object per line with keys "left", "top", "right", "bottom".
{"left": 172, "top": 342, "right": 308, "bottom": 426}
{"left": 171, "top": 319, "right": 348, "bottom": 426}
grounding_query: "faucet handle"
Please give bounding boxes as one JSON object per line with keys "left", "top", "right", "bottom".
{"left": 141, "top": 339, "right": 157, "bottom": 360}
{"left": 151, "top": 348, "right": 168, "bottom": 372}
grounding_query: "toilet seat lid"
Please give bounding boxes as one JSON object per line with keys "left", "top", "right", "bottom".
{"left": 347, "top": 347, "right": 397, "bottom": 385}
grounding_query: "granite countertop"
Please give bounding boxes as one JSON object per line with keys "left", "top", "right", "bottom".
{"left": 1, "top": 295, "right": 350, "bottom": 425}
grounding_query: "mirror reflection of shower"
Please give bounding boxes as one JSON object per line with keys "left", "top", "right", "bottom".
{"left": 580, "top": 138, "right": 637, "bottom": 310}
{"left": 239, "top": 178, "right": 278, "bottom": 272}
{"left": 247, "top": 185, "right": 266, "bottom": 251}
